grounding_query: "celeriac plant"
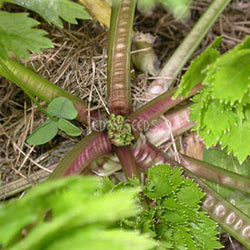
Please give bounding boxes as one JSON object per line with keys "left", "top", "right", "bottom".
{"left": 0, "top": 0, "right": 249, "bottom": 249}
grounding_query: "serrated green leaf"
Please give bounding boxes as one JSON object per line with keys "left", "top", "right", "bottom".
{"left": 26, "top": 120, "right": 58, "bottom": 145}
{"left": 220, "top": 116, "right": 250, "bottom": 163}
{"left": 6, "top": 0, "right": 91, "bottom": 28}
{"left": 177, "top": 183, "right": 204, "bottom": 207}
{"left": 210, "top": 50, "right": 250, "bottom": 104}
{"left": 140, "top": 165, "right": 222, "bottom": 249}
{"left": 202, "top": 100, "right": 237, "bottom": 135}
{"left": 46, "top": 97, "right": 78, "bottom": 119}
{"left": 226, "top": 35, "right": 250, "bottom": 53}
{"left": 174, "top": 38, "right": 221, "bottom": 98}
{"left": 145, "top": 165, "right": 183, "bottom": 199}
{"left": 0, "top": 11, "right": 53, "bottom": 59}
{"left": 57, "top": 118, "right": 82, "bottom": 136}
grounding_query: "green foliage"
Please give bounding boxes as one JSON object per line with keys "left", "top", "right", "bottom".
{"left": 203, "top": 148, "right": 250, "bottom": 215}
{"left": 104, "top": 165, "right": 222, "bottom": 249}
{"left": 0, "top": 176, "right": 157, "bottom": 250}
{"left": 176, "top": 36, "right": 250, "bottom": 163}
{"left": 4, "top": 0, "right": 91, "bottom": 28}
{"left": 46, "top": 96, "right": 78, "bottom": 119}
{"left": 0, "top": 11, "right": 52, "bottom": 59}
{"left": 160, "top": 0, "right": 192, "bottom": 20}
{"left": 26, "top": 120, "right": 59, "bottom": 145}
{"left": 27, "top": 97, "right": 81, "bottom": 145}
{"left": 0, "top": 0, "right": 91, "bottom": 59}
{"left": 174, "top": 37, "right": 222, "bottom": 98}
{"left": 137, "top": 0, "right": 192, "bottom": 21}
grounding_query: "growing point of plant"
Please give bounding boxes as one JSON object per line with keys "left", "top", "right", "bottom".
{"left": 108, "top": 114, "right": 134, "bottom": 146}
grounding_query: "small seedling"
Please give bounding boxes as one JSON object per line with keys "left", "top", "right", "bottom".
{"left": 26, "top": 97, "right": 82, "bottom": 145}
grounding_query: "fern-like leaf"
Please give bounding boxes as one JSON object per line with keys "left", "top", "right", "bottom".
{"left": 0, "top": 11, "right": 52, "bottom": 59}
{"left": 5, "top": 0, "right": 91, "bottom": 28}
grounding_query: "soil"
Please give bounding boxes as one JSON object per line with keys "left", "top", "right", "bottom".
{"left": 0, "top": 0, "right": 249, "bottom": 248}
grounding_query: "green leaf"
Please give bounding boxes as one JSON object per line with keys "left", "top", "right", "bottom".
{"left": 176, "top": 183, "right": 204, "bottom": 207}
{"left": 203, "top": 148, "right": 250, "bottom": 178}
{"left": 220, "top": 116, "right": 250, "bottom": 163}
{"left": 174, "top": 37, "right": 221, "bottom": 98}
{"left": 0, "top": 176, "right": 98, "bottom": 246}
{"left": 137, "top": 0, "right": 156, "bottom": 15}
{"left": 161, "top": 0, "right": 192, "bottom": 21}
{"left": 138, "top": 165, "right": 222, "bottom": 250}
{"left": 203, "top": 101, "right": 237, "bottom": 136}
{"left": 0, "top": 176, "right": 155, "bottom": 249}
{"left": 145, "top": 165, "right": 183, "bottom": 199}
{"left": 209, "top": 50, "right": 250, "bottom": 104}
{"left": 0, "top": 41, "right": 7, "bottom": 59}
{"left": 226, "top": 35, "right": 250, "bottom": 53}
{"left": 46, "top": 97, "right": 78, "bottom": 120}
{"left": 0, "top": 11, "right": 53, "bottom": 59}
{"left": 26, "top": 120, "right": 58, "bottom": 145}
{"left": 6, "top": 0, "right": 91, "bottom": 28}
{"left": 47, "top": 228, "right": 157, "bottom": 250}
{"left": 57, "top": 118, "right": 82, "bottom": 136}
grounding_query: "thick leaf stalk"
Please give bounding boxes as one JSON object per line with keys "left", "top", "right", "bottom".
{"left": 107, "top": 0, "right": 136, "bottom": 115}
{"left": 0, "top": 58, "right": 90, "bottom": 124}
{"left": 147, "top": 0, "right": 231, "bottom": 97}
{"left": 145, "top": 103, "right": 194, "bottom": 146}
{"left": 133, "top": 137, "right": 250, "bottom": 193}
{"left": 179, "top": 154, "right": 250, "bottom": 194}
{"left": 133, "top": 140, "right": 250, "bottom": 247}
{"left": 197, "top": 177, "right": 250, "bottom": 248}
{"left": 130, "top": 85, "right": 202, "bottom": 137}
{"left": 50, "top": 132, "right": 112, "bottom": 178}
{"left": 114, "top": 146, "right": 139, "bottom": 178}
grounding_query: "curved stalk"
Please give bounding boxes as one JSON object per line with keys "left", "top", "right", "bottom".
{"left": 0, "top": 58, "right": 91, "bottom": 124}
{"left": 133, "top": 140, "right": 250, "bottom": 247}
{"left": 145, "top": 103, "right": 194, "bottom": 146}
{"left": 147, "top": 0, "right": 231, "bottom": 97}
{"left": 107, "top": 0, "right": 136, "bottom": 115}
{"left": 49, "top": 132, "right": 112, "bottom": 179}
{"left": 129, "top": 85, "right": 201, "bottom": 137}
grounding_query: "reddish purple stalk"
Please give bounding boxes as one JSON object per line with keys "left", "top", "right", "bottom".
{"left": 107, "top": 0, "right": 136, "bottom": 115}
{"left": 114, "top": 146, "right": 139, "bottom": 178}
{"left": 129, "top": 85, "right": 202, "bottom": 137}
{"left": 50, "top": 132, "right": 111, "bottom": 179}
{"left": 146, "top": 103, "right": 194, "bottom": 146}
{"left": 133, "top": 138, "right": 250, "bottom": 193}
{"left": 179, "top": 154, "right": 250, "bottom": 194}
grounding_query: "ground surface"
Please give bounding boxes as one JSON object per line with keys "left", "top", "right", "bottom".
{"left": 0, "top": 0, "right": 249, "bottom": 248}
